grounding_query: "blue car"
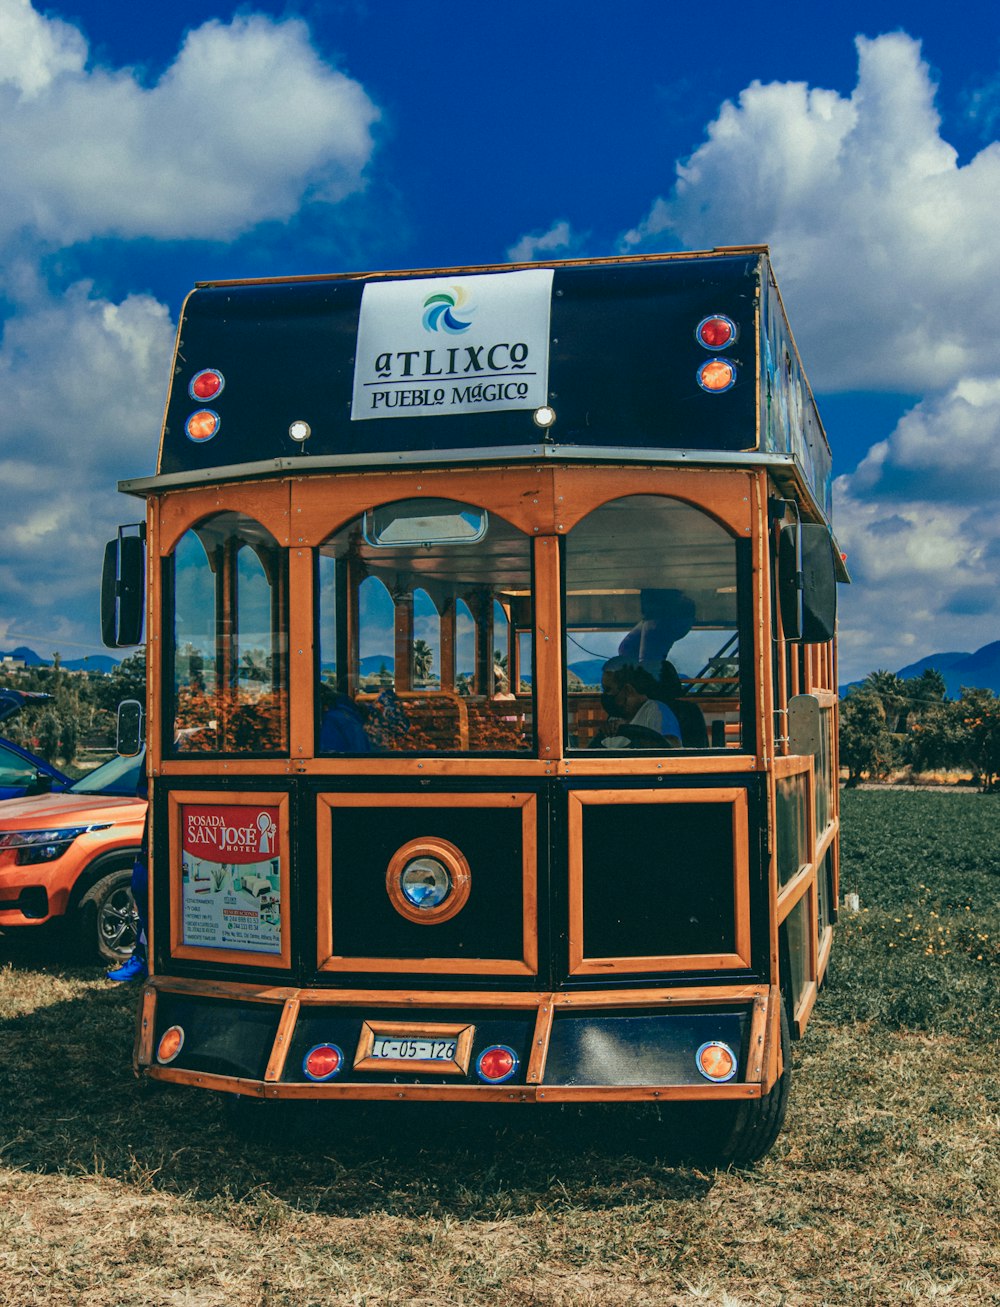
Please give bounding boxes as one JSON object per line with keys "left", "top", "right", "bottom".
{"left": 0, "top": 691, "right": 71, "bottom": 801}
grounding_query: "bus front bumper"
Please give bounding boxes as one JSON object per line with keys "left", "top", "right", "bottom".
{"left": 136, "top": 978, "right": 783, "bottom": 1101}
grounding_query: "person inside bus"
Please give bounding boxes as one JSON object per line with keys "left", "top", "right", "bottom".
{"left": 617, "top": 588, "right": 695, "bottom": 675}
{"left": 594, "top": 656, "right": 682, "bottom": 748}
{"left": 318, "top": 682, "right": 372, "bottom": 753}
{"left": 657, "top": 660, "right": 709, "bottom": 748}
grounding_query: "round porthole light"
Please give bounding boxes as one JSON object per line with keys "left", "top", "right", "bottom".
{"left": 400, "top": 856, "right": 452, "bottom": 909}
{"left": 386, "top": 837, "right": 471, "bottom": 924}
{"left": 533, "top": 405, "right": 556, "bottom": 428}
{"left": 288, "top": 420, "right": 311, "bottom": 442}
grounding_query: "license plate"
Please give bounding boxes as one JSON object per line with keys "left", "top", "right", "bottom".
{"left": 354, "top": 1020, "right": 475, "bottom": 1075}
{"left": 370, "top": 1036, "right": 457, "bottom": 1062}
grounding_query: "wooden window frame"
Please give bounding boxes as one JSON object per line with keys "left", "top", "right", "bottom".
{"left": 316, "top": 791, "right": 538, "bottom": 976}
{"left": 566, "top": 787, "right": 751, "bottom": 975}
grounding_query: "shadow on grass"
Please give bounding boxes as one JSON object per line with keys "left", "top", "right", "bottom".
{"left": 0, "top": 937, "right": 716, "bottom": 1219}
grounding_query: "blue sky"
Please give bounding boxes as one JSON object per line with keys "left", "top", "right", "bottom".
{"left": 1, "top": 0, "right": 999, "bottom": 682}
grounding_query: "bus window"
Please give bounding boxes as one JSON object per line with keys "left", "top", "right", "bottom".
{"left": 316, "top": 498, "right": 534, "bottom": 754}
{"left": 564, "top": 495, "right": 742, "bottom": 751}
{"left": 168, "top": 512, "right": 288, "bottom": 754}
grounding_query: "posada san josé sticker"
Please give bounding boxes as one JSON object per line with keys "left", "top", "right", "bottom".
{"left": 180, "top": 803, "right": 282, "bottom": 954}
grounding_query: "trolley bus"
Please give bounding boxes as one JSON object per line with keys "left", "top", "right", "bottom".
{"left": 103, "top": 246, "right": 846, "bottom": 1164}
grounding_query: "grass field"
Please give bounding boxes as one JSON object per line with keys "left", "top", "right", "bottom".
{"left": 0, "top": 790, "right": 997, "bottom": 1306}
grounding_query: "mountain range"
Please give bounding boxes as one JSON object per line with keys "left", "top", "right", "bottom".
{"left": 0, "top": 645, "right": 120, "bottom": 674}
{"left": 6, "top": 640, "right": 999, "bottom": 696}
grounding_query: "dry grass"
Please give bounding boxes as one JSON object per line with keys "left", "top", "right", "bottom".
{"left": 0, "top": 790, "right": 997, "bottom": 1306}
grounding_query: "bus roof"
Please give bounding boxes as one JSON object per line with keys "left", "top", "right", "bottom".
{"left": 130, "top": 248, "right": 833, "bottom": 520}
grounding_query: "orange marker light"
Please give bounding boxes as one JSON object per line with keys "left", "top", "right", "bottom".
{"left": 697, "top": 359, "right": 737, "bottom": 393}
{"left": 156, "top": 1025, "right": 185, "bottom": 1065}
{"left": 185, "top": 409, "right": 220, "bottom": 442}
{"left": 696, "top": 1040, "right": 737, "bottom": 1082}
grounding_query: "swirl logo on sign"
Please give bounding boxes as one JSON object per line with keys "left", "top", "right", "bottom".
{"left": 422, "top": 287, "right": 473, "bottom": 334}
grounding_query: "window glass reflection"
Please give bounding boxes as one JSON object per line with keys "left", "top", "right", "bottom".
{"left": 316, "top": 498, "right": 534, "bottom": 755}
{"left": 564, "top": 495, "right": 742, "bottom": 751}
{"left": 169, "top": 512, "right": 287, "bottom": 754}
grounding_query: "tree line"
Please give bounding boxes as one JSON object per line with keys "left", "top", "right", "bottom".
{"left": 839, "top": 668, "right": 1000, "bottom": 790}
{"left": 0, "top": 650, "right": 146, "bottom": 770}
{"left": 5, "top": 648, "right": 998, "bottom": 791}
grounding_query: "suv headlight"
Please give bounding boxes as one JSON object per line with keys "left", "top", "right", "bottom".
{"left": 0, "top": 824, "right": 111, "bottom": 865}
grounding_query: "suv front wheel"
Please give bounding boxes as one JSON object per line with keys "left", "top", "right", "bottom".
{"left": 79, "top": 867, "right": 139, "bottom": 963}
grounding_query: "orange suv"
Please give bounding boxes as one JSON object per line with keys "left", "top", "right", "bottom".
{"left": 0, "top": 752, "right": 146, "bottom": 962}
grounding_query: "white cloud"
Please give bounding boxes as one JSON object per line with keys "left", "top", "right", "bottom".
{"left": 834, "top": 379, "right": 1000, "bottom": 679}
{"left": 0, "top": 0, "right": 85, "bottom": 98}
{"left": 0, "top": 1, "right": 380, "bottom": 245}
{"left": 621, "top": 32, "right": 1000, "bottom": 394}
{"left": 506, "top": 221, "right": 580, "bottom": 263}
{"left": 0, "top": 284, "right": 176, "bottom": 649}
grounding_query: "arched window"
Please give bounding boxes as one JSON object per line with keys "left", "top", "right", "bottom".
{"left": 564, "top": 495, "right": 744, "bottom": 751}
{"left": 168, "top": 512, "right": 287, "bottom": 754}
{"left": 316, "top": 498, "right": 534, "bottom": 754}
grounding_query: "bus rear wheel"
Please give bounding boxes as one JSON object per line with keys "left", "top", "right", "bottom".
{"left": 669, "top": 1004, "right": 791, "bottom": 1168}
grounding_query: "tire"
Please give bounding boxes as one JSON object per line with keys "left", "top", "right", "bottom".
{"left": 78, "top": 867, "right": 139, "bottom": 963}
{"left": 667, "top": 1004, "right": 792, "bottom": 1168}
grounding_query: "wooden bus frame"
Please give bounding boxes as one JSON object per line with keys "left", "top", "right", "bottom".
{"left": 106, "top": 247, "right": 845, "bottom": 1165}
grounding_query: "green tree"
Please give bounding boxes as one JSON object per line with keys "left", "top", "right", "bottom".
{"left": 957, "top": 686, "right": 1000, "bottom": 791}
{"left": 864, "top": 669, "right": 909, "bottom": 732}
{"left": 839, "top": 686, "right": 898, "bottom": 786}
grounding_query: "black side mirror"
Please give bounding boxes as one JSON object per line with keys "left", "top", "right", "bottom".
{"left": 116, "top": 699, "right": 145, "bottom": 757}
{"left": 25, "top": 771, "right": 55, "bottom": 797}
{"left": 778, "top": 522, "right": 837, "bottom": 644}
{"left": 102, "top": 528, "right": 145, "bottom": 647}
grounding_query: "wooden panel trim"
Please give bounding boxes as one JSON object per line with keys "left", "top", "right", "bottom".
{"left": 525, "top": 998, "right": 554, "bottom": 1085}
{"left": 533, "top": 534, "right": 563, "bottom": 759}
{"left": 264, "top": 997, "right": 300, "bottom": 1082}
{"left": 567, "top": 787, "right": 752, "bottom": 976}
{"left": 761, "top": 984, "right": 783, "bottom": 1090}
{"left": 793, "top": 978, "right": 818, "bottom": 1038}
{"left": 288, "top": 547, "right": 314, "bottom": 763}
{"left": 745, "top": 994, "right": 768, "bottom": 1086}
{"left": 818, "top": 922, "right": 834, "bottom": 983}
{"left": 534, "top": 1083, "right": 762, "bottom": 1103}
{"left": 550, "top": 465, "right": 755, "bottom": 537}
{"left": 135, "top": 985, "right": 157, "bottom": 1070}
{"left": 167, "top": 790, "right": 292, "bottom": 970}
{"left": 776, "top": 860, "right": 815, "bottom": 922}
{"left": 156, "top": 756, "right": 760, "bottom": 777}
{"left": 144, "top": 1067, "right": 762, "bottom": 1103}
{"left": 156, "top": 481, "right": 292, "bottom": 555}
{"left": 290, "top": 465, "right": 559, "bottom": 541}
{"left": 771, "top": 754, "right": 813, "bottom": 778}
{"left": 815, "top": 815, "right": 838, "bottom": 866}
{"left": 317, "top": 791, "right": 538, "bottom": 976}
{"left": 551, "top": 984, "right": 767, "bottom": 1008}
{"left": 353, "top": 1019, "right": 475, "bottom": 1076}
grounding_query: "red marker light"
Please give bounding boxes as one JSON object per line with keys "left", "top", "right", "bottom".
{"left": 303, "top": 1043, "right": 343, "bottom": 1082}
{"left": 190, "top": 369, "right": 224, "bottom": 401}
{"left": 696, "top": 315, "right": 737, "bottom": 350}
{"left": 476, "top": 1045, "right": 518, "bottom": 1083}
